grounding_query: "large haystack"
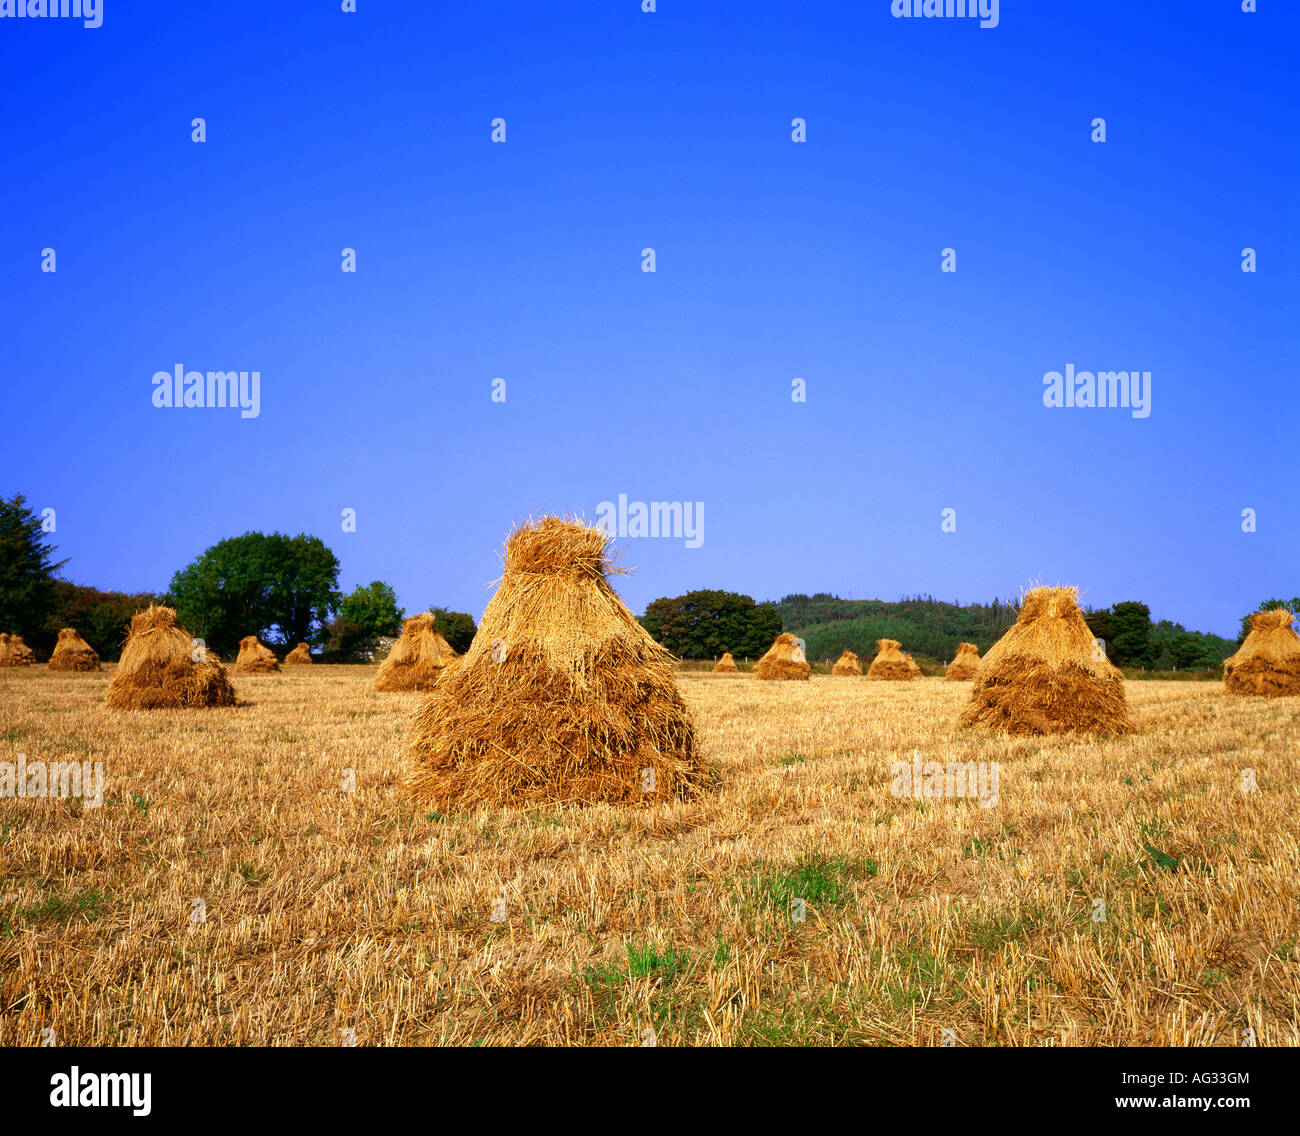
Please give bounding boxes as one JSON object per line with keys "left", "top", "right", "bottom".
{"left": 235, "top": 635, "right": 281, "bottom": 674}
{"left": 867, "top": 639, "right": 914, "bottom": 681}
{"left": 1223, "top": 609, "right": 1300, "bottom": 696}
{"left": 105, "top": 606, "right": 236, "bottom": 710}
{"left": 284, "top": 642, "right": 313, "bottom": 665}
{"left": 713, "top": 651, "right": 739, "bottom": 673}
{"left": 831, "top": 649, "right": 861, "bottom": 676}
{"left": 946, "top": 642, "right": 981, "bottom": 681}
{"left": 374, "top": 613, "right": 457, "bottom": 692}
{"left": 959, "top": 586, "right": 1131, "bottom": 735}
{"left": 754, "top": 633, "right": 810, "bottom": 680}
{"left": 408, "top": 516, "right": 707, "bottom": 808}
{"left": 47, "top": 627, "right": 101, "bottom": 672}
{"left": 0, "top": 632, "right": 36, "bottom": 666}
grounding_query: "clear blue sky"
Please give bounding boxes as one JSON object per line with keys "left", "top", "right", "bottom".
{"left": 2, "top": 2, "right": 1295, "bottom": 637}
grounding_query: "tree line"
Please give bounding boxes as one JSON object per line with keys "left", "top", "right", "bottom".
{"left": 0, "top": 494, "right": 475, "bottom": 661}
{"left": 640, "top": 588, "right": 1249, "bottom": 669}
{"left": 1, "top": 492, "right": 1281, "bottom": 668}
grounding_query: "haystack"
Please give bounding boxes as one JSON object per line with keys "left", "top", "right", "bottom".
{"left": 946, "top": 642, "right": 981, "bottom": 681}
{"left": 374, "top": 613, "right": 457, "bottom": 692}
{"left": 284, "top": 642, "right": 313, "bottom": 665}
{"left": 831, "top": 649, "right": 861, "bottom": 676}
{"left": 408, "top": 516, "right": 707, "bottom": 808}
{"left": 906, "top": 654, "right": 923, "bottom": 678}
{"left": 959, "top": 586, "right": 1131, "bottom": 735}
{"left": 0, "top": 632, "right": 36, "bottom": 666}
{"left": 1223, "top": 609, "right": 1300, "bottom": 696}
{"left": 713, "top": 651, "right": 739, "bottom": 673}
{"left": 235, "top": 635, "right": 280, "bottom": 674}
{"left": 47, "top": 627, "right": 101, "bottom": 672}
{"left": 105, "top": 606, "right": 236, "bottom": 709}
{"left": 754, "top": 633, "right": 810, "bottom": 680}
{"left": 867, "top": 639, "right": 914, "bottom": 681}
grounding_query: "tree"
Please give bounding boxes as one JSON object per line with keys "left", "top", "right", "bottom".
{"left": 168, "top": 532, "right": 341, "bottom": 656}
{"left": 0, "top": 493, "right": 65, "bottom": 643}
{"left": 338, "top": 581, "right": 404, "bottom": 637}
{"left": 328, "top": 581, "right": 404, "bottom": 657}
{"left": 1108, "top": 601, "right": 1154, "bottom": 668}
{"left": 1083, "top": 607, "right": 1116, "bottom": 655}
{"left": 45, "top": 581, "right": 166, "bottom": 661}
{"left": 642, "top": 590, "right": 782, "bottom": 659}
{"left": 428, "top": 607, "right": 477, "bottom": 654}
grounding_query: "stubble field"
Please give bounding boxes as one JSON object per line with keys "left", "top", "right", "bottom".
{"left": 1, "top": 665, "right": 1297, "bottom": 1047}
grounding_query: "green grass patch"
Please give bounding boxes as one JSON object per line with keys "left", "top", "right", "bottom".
{"left": 747, "top": 853, "right": 877, "bottom": 913}
{"left": 9, "top": 887, "right": 106, "bottom": 929}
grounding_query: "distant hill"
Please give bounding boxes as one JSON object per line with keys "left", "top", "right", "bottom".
{"left": 771, "top": 592, "right": 1233, "bottom": 668}
{"left": 770, "top": 593, "right": 1018, "bottom": 664}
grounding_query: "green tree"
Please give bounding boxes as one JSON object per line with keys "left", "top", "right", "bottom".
{"left": 339, "top": 581, "right": 404, "bottom": 637}
{"left": 642, "top": 590, "right": 782, "bottom": 659}
{"left": 45, "top": 581, "right": 166, "bottom": 661}
{"left": 428, "top": 607, "right": 477, "bottom": 654}
{"left": 328, "top": 581, "right": 405, "bottom": 657}
{"left": 1083, "top": 607, "right": 1116, "bottom": 655}
{"left": 1107, "top": 601, "right": 1154, "bottom": 668}
{"left": 0, "top": 493, "right": 65, "bottom": 643}
{"left": 168, "top": 532, "right": 341, "bottom": 655}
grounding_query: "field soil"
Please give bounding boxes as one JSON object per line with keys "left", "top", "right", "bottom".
{"left": 1, "top": 666, "right": 1297, "bottom": 1046}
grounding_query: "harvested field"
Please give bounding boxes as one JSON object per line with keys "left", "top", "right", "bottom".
{"left": 0, "top": 666, "right": 1297, "bottom": 1047}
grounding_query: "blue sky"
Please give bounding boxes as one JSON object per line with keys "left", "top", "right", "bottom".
{"left": 1, "top": 1, "right": 1295, "bottom": 637}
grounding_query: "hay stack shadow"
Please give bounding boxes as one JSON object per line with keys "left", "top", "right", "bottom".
{"left": 831, "top": 649, "right": 861, "bottom": 676}
{"left": 0, "top": 633, "right": 36, "bottom": 666}
{"left": 408, "top": 516, "right": 707, "bottom": 809}
{"left": 1223, "top": 609, "right": 1300, "bottom": 696}
{"left": 713, "top": 651, "right": 739, "bottom": 673}
{"left": 47, "top": 628, "right": 101, "bottom": 672}
{"left": 105, "top": 606, "right": 236, "bottom": 709}
{"left": 945, "top": 642, "right": 981, "bottom": 681}
{"left": 867, "top": 639, "right": 914, "bottom": 681}
{"left": 958, "top": 586, "right": 1131, "bottom": 736}
{"left": 374, "top": 613, "right": 457, "bottom": 692}
{"left": 755, "top": 633, "right": 810, "bottom": 680}
{"left": 235, "top": 635, "right": 280, "bottom": 674}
